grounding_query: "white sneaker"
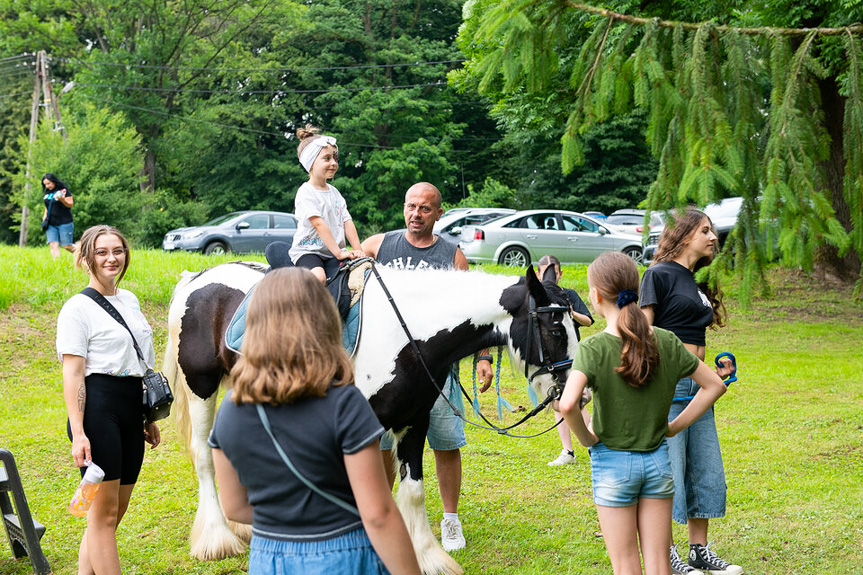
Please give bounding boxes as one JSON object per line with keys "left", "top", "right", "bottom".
{"left": 548, "top": 449, "right": 577, "bottom": 466}
{"left": 440, "top": 517, "right": 465, "bottom": 551}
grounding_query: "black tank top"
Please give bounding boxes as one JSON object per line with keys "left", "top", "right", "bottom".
{"left": 376, "top": 230, "right": 457, "bottom": 270}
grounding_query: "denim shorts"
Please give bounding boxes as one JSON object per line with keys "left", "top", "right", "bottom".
{"left": 667, "top": 377, "right": 727, "bottom": 524}
{"left": 588, "top": 440, "right": 675, "bottom": 507}
{"left": 46, "top": 222, "right": 74, "bottom": 246}
{"left": 380, "top": 369, "right": 466, "bottom": 451}
{"left": 249, "top": 529, "right": 389, "bottom": 575}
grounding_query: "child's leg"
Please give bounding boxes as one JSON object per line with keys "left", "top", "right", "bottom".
{"left": 294, "top": 254, "right": 328, "bottom": 283}
{"left": 309, "top": 267, "right": 326, "bottom": 283}
{"left": 595, "top": 504, "right": 642, "bottom": 575}
{"left": 637, "top": 498, "right": 672, "bottom": 575}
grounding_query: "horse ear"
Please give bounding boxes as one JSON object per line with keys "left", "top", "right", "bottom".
{"left": 540, "top": 264, "right": 558, "bottom": 284}
{"left": 526, "top": 266, "right": 551, "bottom": 306}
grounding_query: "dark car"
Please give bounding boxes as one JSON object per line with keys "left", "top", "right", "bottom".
{"left": 162, "top": 210, "right": 298, "bottom": 255}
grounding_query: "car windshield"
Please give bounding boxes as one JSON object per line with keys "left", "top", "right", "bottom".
{"left": 202, "top": 212, "right": 244, "bottom": 227}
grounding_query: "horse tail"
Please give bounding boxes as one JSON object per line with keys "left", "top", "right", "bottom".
{"left": 165, "top": 302, "right": 194, "bottom": 460}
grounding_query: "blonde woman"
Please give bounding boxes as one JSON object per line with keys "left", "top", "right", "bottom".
{"left": 58, "top": 225, "right": 160, "bottom": 574}
{"left": 209, "top": 267, "right": 420, "bottom": 575}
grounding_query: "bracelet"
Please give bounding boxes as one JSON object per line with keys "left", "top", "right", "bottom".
{"left": 476, "top": 354, "right": 493, "bottom": 364}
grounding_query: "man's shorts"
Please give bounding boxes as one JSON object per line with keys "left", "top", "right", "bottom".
{"left": 380, "top": 368, "right": 466, "bottom": 451}
{"left": 46, "top": 222, "right": 74, "bottom": 246}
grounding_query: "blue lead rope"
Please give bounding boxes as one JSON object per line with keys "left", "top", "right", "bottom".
{"left": 672, "top": 352, "right": 737, "bottom": 403}
{"left": 471, "top": 346, "right": 509, "bottom": 420}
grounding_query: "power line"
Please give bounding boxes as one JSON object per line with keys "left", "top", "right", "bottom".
{"left": 0, "top": 91, "right": 32, "bottom": 100}
{"left": 55, "top": 57, "right": 466, "bottom": 73}
{"left": 72, "top": 80, "right": 449, "bottom": 95}
{"left": 0, "top": 54, "right": 34, "bottom": 64}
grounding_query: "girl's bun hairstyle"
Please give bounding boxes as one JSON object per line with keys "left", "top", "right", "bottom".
{"left": 296, "top": 124, "right": 321, "bottom": 142}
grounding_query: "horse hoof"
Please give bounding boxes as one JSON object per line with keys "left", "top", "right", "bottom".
{"left": 190, "top": 518, "right": 247, "bottom": 560}
{"left": 418, "top": 544, "right": 464, "bottom": 575}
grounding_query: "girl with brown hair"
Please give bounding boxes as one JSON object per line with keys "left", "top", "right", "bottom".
{"left": 209, "top": 267, "right": 420, "bottom": 575}
{"left": 560, "top": 252, "right": 726, "bottom": 575}
{"left": 640, "top": 208, "right": 741, "bottom": 575}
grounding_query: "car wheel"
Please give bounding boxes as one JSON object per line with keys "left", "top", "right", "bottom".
{"left": 623, "top": 246, "right": 643, "bottom": 265}
{"left": 499, "top": 246, "right": 530, "bottom": 267}
{"left": 204, "top": 241, "right": 229, "bottom": 255}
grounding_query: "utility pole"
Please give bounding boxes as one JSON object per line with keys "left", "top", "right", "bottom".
{"left": 18, "top": 51, "right": 65, "bottom": 248}
{"left": 19, "top": 52, "right": 43, "bottom": 248}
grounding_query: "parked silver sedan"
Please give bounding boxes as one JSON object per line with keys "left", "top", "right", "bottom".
{"left": 459, "top": 209, "right": 644, "bottom": 266}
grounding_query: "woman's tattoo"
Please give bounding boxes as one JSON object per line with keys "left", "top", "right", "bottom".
{"left": 77, "top": 383, "right": 86, "bottom": 413}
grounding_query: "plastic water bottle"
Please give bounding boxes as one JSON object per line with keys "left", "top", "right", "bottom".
{"left": 68, "top": 461, "right": 105, "bottom": 517}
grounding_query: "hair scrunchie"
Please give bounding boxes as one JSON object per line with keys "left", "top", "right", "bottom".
{"left": 298, "top": 135, "right": 337, "bottom": 173}
{"left": 616, "top": 289, "right": 638, "bottom": 309}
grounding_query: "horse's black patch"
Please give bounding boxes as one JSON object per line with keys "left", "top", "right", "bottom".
{"left": 178, "top": 283, "right": 247, "bottom": 399}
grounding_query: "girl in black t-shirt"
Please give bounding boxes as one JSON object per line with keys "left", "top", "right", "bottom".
{"left": 211, "top": 268, "right": 420, "bottom": 575}
{"left": 640, "top": 208, "right": 742, "bottom": 575}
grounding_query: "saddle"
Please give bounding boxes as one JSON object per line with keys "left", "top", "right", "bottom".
{"left": 225, "top": 246, "right": 372, "bottom": 356}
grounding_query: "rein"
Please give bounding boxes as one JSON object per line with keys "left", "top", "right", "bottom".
{"left": 368, "top": 263, "right": 571, "bottom": 439}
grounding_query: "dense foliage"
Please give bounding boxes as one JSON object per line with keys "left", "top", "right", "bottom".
{"left": 0, "top": 0, "right": 659, "bottom": 248}
{"left": 457, "top": 0, "right": 863, "bottom": 293}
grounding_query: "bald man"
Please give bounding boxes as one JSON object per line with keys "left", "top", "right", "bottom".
{"left": 362, "top": 182, "right": 493, "bottom": 552}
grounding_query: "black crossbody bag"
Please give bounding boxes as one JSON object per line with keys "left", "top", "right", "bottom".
{"left": 81, "top": 287, "right": 173, "bottom": 423}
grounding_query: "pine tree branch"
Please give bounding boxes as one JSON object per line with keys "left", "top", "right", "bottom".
{"left": 563, "top": 2, "right": 863, "bottom": 37}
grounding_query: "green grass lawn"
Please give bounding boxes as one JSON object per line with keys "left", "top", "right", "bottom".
{"left": 0, "top": 246, "right": 861, "bottom": 574}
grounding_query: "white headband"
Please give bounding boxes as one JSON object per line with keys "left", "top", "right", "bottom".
{"left": 298, "top": 135, "right": 337, "bottom": 173}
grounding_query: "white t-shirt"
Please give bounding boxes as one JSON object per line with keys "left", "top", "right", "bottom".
{"left": 56, "top": 289, "right": 156, "bottom": 377}
{"left": 289, "top": 181, "right": 352, "bottom": 261}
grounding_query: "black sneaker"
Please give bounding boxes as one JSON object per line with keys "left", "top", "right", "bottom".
{"left": 671, "top": 545, "right": 704, "bottom": 575}
{"left": 688, "top": 543, "right": 743, "bottom": 575}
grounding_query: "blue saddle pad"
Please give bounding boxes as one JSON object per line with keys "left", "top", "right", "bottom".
{"left": 225, "top": 274, "right": 365, "bottom": 356}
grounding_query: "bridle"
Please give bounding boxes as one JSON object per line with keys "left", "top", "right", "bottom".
{"left": 524, "top": 294, "right": 573, "bottom": 388}
{"left": 370, "top": 263, "right": 574, "bottom": 439}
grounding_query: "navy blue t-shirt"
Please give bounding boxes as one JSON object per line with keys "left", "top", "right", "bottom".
{"left": 564, "top": 287, "right": 592, "bottom": 341}
{"left": 208, "top": 385, "right": 384, "bottom": 541}
{"left": 639, "top": 261, "right": 714, "bottom": 346}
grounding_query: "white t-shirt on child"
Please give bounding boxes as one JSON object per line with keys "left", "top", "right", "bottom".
{"left": 56, "top": 289, "right": 155, "bottom": 377}
{"left": 289, "top": 181, "right": 352, "bottom": 262}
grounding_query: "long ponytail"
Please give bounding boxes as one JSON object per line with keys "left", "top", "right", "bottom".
{"left": 587, "top": 252, "right": 660, "bottom": 388}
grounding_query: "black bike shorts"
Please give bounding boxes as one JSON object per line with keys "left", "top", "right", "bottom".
{"left": 67, "top": 373, "right": 145, "bottom": 484}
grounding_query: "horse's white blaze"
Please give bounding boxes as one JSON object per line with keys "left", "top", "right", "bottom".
{"left": 353, "top": 268, "right": 519, "bottom": 400}
{"left": 396, "top": 474, "right": 464, "bottom": 575}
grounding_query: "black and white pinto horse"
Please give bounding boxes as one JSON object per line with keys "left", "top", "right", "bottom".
{"left": 163, "top": 261, "right": 578, "bottom": 575}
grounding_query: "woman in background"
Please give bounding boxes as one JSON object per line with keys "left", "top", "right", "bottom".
{"left": 41, "top": 173, "right": 75, "bottom": 258}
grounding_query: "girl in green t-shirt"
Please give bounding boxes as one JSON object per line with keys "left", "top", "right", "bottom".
{"left": 560, "top": 252, "right": 726, "bottom": 575}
